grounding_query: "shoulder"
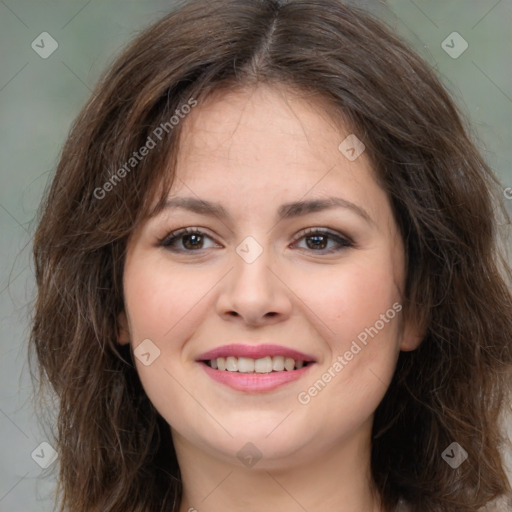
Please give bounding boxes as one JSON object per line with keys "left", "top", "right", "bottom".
{"left": 395, "top": 495, "right": 512, "bottom": 511}
{"left": 478, "top": 495, "right": 512, "bottom": 511}
{"left": 394, "top": 498, "right": 411, "bottom": 511}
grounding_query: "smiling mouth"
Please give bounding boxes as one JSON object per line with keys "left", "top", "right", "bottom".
{"left": 202, "top": 356, "right": 313, "bottom": 373}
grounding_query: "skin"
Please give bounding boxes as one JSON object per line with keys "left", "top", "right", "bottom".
{"left": 118, "top": 83, "right": 422, "bottom": 512}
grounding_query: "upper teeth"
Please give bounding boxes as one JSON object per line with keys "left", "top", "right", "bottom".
{"left": 210, "top": 356, "right": 305, "bottom": 373}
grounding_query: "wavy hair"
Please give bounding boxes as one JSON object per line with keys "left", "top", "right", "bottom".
{"left": 29, "top": 1, "right": 512, "bottom": 511}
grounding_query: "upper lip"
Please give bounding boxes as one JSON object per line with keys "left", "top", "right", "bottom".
{"left": 196, "top": 344, "right": 316, "bottom": 362}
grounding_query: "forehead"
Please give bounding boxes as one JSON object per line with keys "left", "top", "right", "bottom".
{"left": 168, "top": 84, "right": 387, "bottom": 225}
{"left": 178, "top": 83, "right": 353, "bottom": 168}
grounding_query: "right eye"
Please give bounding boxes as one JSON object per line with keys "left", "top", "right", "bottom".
{"left": 159, "top": 227, "right": 222, "bottom": 252}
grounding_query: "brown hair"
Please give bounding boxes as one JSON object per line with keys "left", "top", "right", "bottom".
{"left": 29, "top": 1, "right": 512, "bottom": 511}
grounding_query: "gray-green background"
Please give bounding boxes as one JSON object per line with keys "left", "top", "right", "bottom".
{"left": 1, "top": 1, "right": 511, "bottom": 510}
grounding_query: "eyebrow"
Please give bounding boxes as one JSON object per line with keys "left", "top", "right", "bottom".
{"left": 158, "top": 196, "right": 375, "bottom": 225}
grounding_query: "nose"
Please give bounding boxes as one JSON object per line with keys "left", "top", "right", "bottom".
{"left": 215, "top": 244, "right": 293, "bottom": 327}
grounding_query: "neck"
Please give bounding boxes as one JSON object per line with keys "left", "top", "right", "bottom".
{"left": 173, "top": 419, "right": 383, "bottom": 512}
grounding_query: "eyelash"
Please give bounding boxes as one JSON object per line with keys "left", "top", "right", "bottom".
{"left": 159, "top": 227, "right": 354, "bottom": 254}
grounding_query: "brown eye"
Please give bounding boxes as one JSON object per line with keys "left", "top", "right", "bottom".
{"left": 294, "top": 229, "right": 353, "bottom": 253}
{"left": 160, "top": 228, "right": 219, "bottom": 252}
{"left": 181, "top": 233, "right": 204, "bottom": 250}
{"left": 160, "top": 227, "right": 353, "bottom": 255}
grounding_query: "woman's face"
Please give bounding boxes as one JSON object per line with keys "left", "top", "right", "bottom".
{"left": 119, "top": 84, "right": 420, "bottom": 470}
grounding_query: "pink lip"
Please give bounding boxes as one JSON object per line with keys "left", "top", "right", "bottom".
{"left": 195, "top": 343, "right": 316, "bottom": 393}
{"left": 195, "top": 344, "right": 316, "bottom": 362}
{"left": 200, "top": 362, "right": 314, "bottom": 392}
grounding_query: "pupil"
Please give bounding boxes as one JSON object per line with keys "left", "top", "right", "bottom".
{"left": 184, "top": 234, "right": 202, "bottom": 250}
{"left": 307, "top": 235, "right": 327, "bottom": 250}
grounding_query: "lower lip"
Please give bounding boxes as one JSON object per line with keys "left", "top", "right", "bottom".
{"left": 200, "top": 362, "right": 314, "bottom": 392}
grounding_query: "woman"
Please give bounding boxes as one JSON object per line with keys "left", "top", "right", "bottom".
{"left": 29, "top": 1, "right": 512, "bottom": 511}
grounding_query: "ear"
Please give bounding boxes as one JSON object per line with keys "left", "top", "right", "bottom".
{"left": 399, "top": 310, "right": 425, "bottom": 352}
{"left": 117, "top": 312, "right": 131, "bottom": 345}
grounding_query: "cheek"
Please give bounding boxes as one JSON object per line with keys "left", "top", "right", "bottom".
{"left": 122, "top": 258, "right": 221, "bottom": 426}
{"left": 290, "top": 252, "right": 403, "bottom": 414}
{"left": 288, "top": 253, "right": 402, "bottom": 347}
{"left": 123, "top": 257, "right": 216, "bottom": 341}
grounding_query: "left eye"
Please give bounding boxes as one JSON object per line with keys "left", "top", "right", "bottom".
{"left": 159, "top": 228, "right": 353, "bottom": 253}
{"left": 292, "top": 228, "right": 353, "bottom": 253}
